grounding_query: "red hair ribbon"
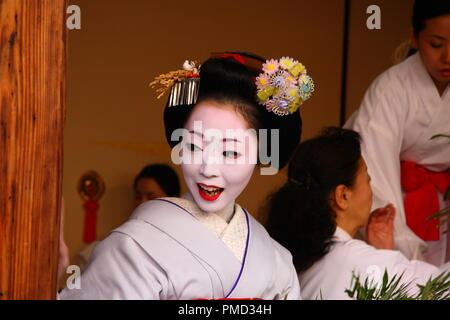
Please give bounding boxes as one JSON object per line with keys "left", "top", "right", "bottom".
{"left": 401, "top": 161, "right": 450, "bottom": 241}
{"left": 221, "top": 53, "right": 245, "bottom": 65}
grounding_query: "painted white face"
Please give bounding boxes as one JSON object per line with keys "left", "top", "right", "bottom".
{"left": 180, "top": 100, "right": 258, "bottom": 213}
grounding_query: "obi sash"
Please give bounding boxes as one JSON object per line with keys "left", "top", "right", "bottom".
{"left": 401, "top": 160, "right": 450, "bottom": 241}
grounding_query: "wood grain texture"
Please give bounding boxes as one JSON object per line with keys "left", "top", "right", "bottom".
{"left": 0, "top": 0, "right": 66, "bottom": 299}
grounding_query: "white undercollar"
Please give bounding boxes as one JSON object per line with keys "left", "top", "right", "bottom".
{"left": 334, "top": 226, "right": 353, "bottom": 242}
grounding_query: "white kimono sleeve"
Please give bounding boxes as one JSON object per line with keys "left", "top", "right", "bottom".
{"left": 345, "top": 77, "right": 426, "bottom": 260}
{"left": 273, "top": 240, "right": 302, "bottom": 300}
{"left": 60, "top": 232, "right": 168, "bottom": 300}
{"left": 284, "top": 263, "right": 302, "bottom": 300}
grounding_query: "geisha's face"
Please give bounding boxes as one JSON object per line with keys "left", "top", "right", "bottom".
{"left": 180, "top": 100, "right": 258, "bottom": 213}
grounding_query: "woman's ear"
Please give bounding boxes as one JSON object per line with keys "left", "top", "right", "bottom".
{"left": 333, "top": 184, "right": 350, "bottom": 211}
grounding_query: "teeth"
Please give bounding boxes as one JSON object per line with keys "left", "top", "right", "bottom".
{"left": 198, "top": 184, "right": 223, "bottom": 196}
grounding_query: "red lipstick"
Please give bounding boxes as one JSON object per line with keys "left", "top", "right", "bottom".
{"left": 197, "top": 183, "right": 224, "bottom": 201}
{"left": 441, "top": 69, "right": 450, "bottom": 77}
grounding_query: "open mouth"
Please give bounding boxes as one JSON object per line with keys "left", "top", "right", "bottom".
{"left": 197, "top": 183, "right": 224, "bottom": 201}
{"left": 441, "top": 69, "right": 450, "bottom": 77}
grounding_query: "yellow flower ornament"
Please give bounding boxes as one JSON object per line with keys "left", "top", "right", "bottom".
{"left": 256, "top": 57, "right": 314, "bottom": 116}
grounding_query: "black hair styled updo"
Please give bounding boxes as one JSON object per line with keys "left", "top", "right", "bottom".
{"left": 163, "top": 52, "right": 303, "bottom": 170}
{"left": 412, "top": 0, "right": 450, "bottom": 35}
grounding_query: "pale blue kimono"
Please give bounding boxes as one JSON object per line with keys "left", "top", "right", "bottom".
{"left": 60, "top": 198, "right": 301, "bottom": 300}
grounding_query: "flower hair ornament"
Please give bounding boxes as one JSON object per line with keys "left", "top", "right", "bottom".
{"left": 150, "top": 54, "right": 314, "bottom": 116}
{"left": 149, "top": 60, "right": 200, "bottom": 107}
{"left": 256, "top": 57, "right": 315, "bottom": 116}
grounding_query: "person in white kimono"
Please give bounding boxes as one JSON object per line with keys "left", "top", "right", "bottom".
{"left": 60, "top": 52, "right": 311, "bottom": 299}
{"left": 345, "top": 0, "right": 450, "bottom": 266}
{"left": 265, "top": 127, "right": 450, "bottom": 300}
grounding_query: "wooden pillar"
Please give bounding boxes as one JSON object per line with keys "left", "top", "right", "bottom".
{"left": 0, "top": 0, "right": 66, "bottom": 299}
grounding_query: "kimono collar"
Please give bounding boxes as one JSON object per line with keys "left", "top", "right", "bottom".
{"left": 182, "top": 192, "right": 236, "bottom": 223}
{"left": 333, "top": 226, "right": 353, "bottom": 242}
{"left": 162, "top": 195, "right": 247, "bottom": 262}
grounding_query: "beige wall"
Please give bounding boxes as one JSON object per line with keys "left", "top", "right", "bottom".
{"left": 63, "top": 0, "right": 415, "bottom": 271}
{"left": 345, "top": 0, "right": 414, "bottom": 119}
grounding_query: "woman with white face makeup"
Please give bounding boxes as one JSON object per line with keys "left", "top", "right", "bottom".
{"left": 345, "top": 0, "right": 450, "bottom": 266}
{"left": 265, "top": 127, "right": 450, "bottom": 300}
{"left": 180, "top": 100, "right": 258, "bottom": 220}
{"left": 60, "top": 53, "right": 314, "bottom": 299}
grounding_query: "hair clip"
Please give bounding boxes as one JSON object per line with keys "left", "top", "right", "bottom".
{"left": 150, "top": 60, "right": 200, "bottom": 107}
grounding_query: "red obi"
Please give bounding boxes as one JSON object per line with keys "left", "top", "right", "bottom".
{"left": 401, "top": 161, "right": 450, "bottom": 241}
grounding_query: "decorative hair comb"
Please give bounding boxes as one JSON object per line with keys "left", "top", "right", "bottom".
{"left": 256, "top": 57, "right": 314, "bottom": 116}
{"left": 149, "top": 60, "right": 200, "bottom": 107}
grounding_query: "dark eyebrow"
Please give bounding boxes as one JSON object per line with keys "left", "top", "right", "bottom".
{"left": 222, "top": 138, "right": 241, "bottom": 143}
{"left": 431, "top": 34, "right": 447, "bottom": 41}
{"left": 188, "top": 130, "right": 203, "bottom": 138}
{"left": 188, "top": 131, "right": 242, "bottom": 143}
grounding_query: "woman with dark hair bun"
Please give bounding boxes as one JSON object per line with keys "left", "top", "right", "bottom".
{"left": 345, "top": 0, "right": 450, "bottom": 266}
{"left": 60, "top": 52, "right": 314, "bottom": 299}
{"left": 133, "top": 163, "right": 181, "bottom": 208}
{"left": 265, "top": 127, "right": 450, "bottom": 300}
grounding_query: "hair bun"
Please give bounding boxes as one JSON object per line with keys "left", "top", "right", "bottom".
{"left": 197, "top": 57, "right": 257, "bottom": 106}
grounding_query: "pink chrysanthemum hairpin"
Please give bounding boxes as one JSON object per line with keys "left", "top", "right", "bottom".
{"left": 256, "top": 57, "right": 314, "bottom": 116}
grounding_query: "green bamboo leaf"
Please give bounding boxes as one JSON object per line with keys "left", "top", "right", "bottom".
{"left": 420, "top": 282, "right": 432, "bottom": 300}
{"left": 346, "top": 269, "right": 450, "bottom": 300}
{"left": 430, "top": 134, "right": 450, "bottom": 140}
{"left": 427, "top": 207, "right": 450, "bottom": 220}
{"left": 444, "top": 186, "right": 450, "bottom": 201}
{"left": 438, "top": 215, "right": 450, "bottom": 226}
